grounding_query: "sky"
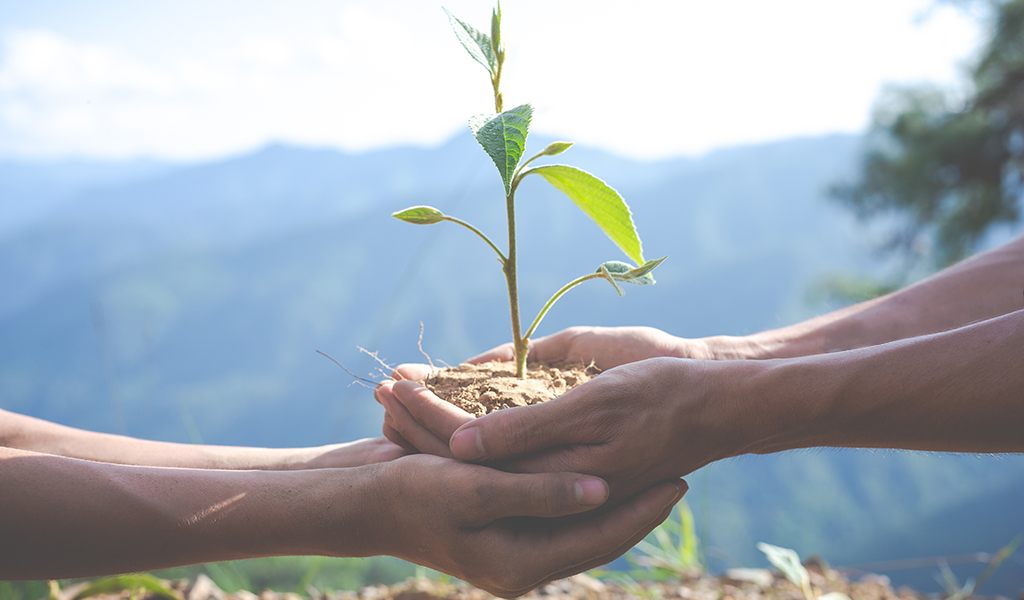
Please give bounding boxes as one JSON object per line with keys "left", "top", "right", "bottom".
{"left": 0, "top": 0, "right": 984, "bottom": 162}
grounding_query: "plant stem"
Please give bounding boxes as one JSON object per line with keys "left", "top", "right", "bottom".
{"left": 503, "top": 187, "right": 527, "bottom": 378}
{"left": 523, "top": 272, "right": 605, "bottom": 341}
{"left": 442, "top": 215, "right": 506, "bottom": 263}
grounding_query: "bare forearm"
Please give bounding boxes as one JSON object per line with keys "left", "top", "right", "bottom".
{"left": 0, "top": 410, "right": 390, "bottom": 469}
{"left": 0, "top": 448, "right": 383, "bottom": 579}
{"left": 743, "top": 309, "right": 1024, "bottom": 455}
{"left": 700, "top": 234, "right": 1024, "bottom": 359}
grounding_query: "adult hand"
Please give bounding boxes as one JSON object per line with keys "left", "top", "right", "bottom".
{"left": 380, "top": 357, "right": 756, "bottom": 506}
{"left": 469, "top": 326, "right": 713, "bottom": 370}
{"left": 375, "top": 453, "right": 687, "bottom": 597}
{"left": 374, "top": 326, "right": 707, "bottom": 455}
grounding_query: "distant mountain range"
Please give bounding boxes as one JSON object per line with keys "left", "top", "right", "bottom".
{"left": 1, "top": 133, "right": 1021, "bottom": 593}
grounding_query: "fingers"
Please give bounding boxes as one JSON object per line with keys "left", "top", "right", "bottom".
{"left": 474, "top": 471, "right": 611, "bottom": 521}
{"left": 497, "top": 479, "right": 687, "bottom": 597}
{"left": 391, "top": 363, "right": 433, "bottom": 382}
{"left": 467, "top": 343, "right": 515, "bottom": 364}
{"left": 538, "top": 480, "right": 686, "bottom": 571}
{"left": 543, "top": 480, "right": 685, "bottom": 582}
{"left": 391, "top": 380, "right": 474, "bottom": 441}
{"left": 378, "top": 382, "right": 454, "bottom": 457}
{"left": 448, "top": 389, "right": 587, "bottom": 462}
{"left": 467, "top": 331, "right": 570, "bottom": 365}
{"left": 382, "top": 422, "right": 418, "bottom": 454}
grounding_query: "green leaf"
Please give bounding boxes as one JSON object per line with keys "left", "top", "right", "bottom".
{"left": 393, "top": 205, "right": 446, "bottom": 224}
{"left": 597, "top": 256, "right": 665, "bottom": 286}
{"left": 490, "top": 2, "right": 502, "bottom": 61}
{"left": 599, "top": 264, "right": 624, "bottom": 296}
{"left": 538, "top": 141, "right": 573, "bottom": 157}
{"left": 529, "top": 164, "right": 644, "bottom": 265}
{"left": 757, "top": 542, "right": 809, "bottom": 590}
{"left": 443, "top": 8, "right": 496, "bottom": 76}
{"left": 469, "top": 104, "right": 533, "bottom": 196}
{"left": 72, "top": 575, "right": 182, "bottom": 600}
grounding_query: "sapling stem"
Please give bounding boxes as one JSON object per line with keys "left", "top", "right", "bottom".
{"left": 522, "top": 272, "right": 608, "bottom": 341}
{"left": 396, "top": 3, "right": 664, "bottom": 382}
{"left": 442, "top": 215, "right": 506, "bottom": 263}
{"left": 503, "top": 185, "right": 528, "bottom": 378}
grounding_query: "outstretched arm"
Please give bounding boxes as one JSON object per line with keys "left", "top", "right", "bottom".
{"left": 719, "top": 233, "right": 1024, "bottom": 359}
{"left": 0, "top": 445, "right": 685, "bottom": 597}
{"left": 466, "top": 234, "right": 1024, "bottom": 368}
{"left": 0, "top": 409, "right": 404, "bottom": 469}
{"left": 384, "top": 309, "right": 1024, "bottom": 505}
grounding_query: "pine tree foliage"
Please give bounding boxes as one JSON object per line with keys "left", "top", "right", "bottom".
{"left": 831, "top": 0, "right": 1024, "bottom": 268}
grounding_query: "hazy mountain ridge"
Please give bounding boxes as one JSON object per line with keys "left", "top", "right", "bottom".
{"left": 1, "top": 134, "right": 1021, "bottom": 591}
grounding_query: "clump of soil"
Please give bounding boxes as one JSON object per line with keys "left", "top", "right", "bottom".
{"left": 420, "top": 361, "right": 599, "bottom": 416}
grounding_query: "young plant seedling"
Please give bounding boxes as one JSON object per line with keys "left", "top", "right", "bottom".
{"left": 757, "top": 542, "right": 850, "bottom": 600}
{"left": 393, "top": 2, "right": 665, "bottom": 379}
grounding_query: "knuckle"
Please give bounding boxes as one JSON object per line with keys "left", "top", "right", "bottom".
{"left": 497, "top": 408, "right": 535, "bottom": 455}
{"left": 529, "top": 476, "right": 572, "bottom": 516}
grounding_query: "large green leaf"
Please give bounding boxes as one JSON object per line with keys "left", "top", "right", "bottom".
{"left": 529, "top": 164, "right": 644, "bottom": 265}
{"left": 469, "top": 104, "right": 533, "bottom": 196}
{"left": 443, "top": 8, "right": 496, "bottom": 76}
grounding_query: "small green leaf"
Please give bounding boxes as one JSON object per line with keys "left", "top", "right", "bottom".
{"left": 538, "top": 141, "right": 573, "bottom": 157}
{"left": 596, "top": 256, "right": 665, "bottom": 286}
{"left": 490, "top": 2, "right": 502, "bottom": 62}
{"left": 599, "top": 261, "right": 633, "bottom": 276}
{"left": 393, "top": 205, "right": 446, "bottom": 224}
{"left": 443, "top": 8, "right": 496, "bottom": 76}
{"left": 599, "top": 264, "right": 624, "bottom": 297}
{"left": 529, "top": 164, "right": 643, "bottom": 265}
{"left": 469, "top": 104, "right": 533, "bottom": 196}
{"left": 757, "top": 542, "right": 809, "bottom": 590}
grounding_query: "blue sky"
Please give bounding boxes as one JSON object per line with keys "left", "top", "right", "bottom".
{"left": 0, "top": 0, "right": 982, "bottom": 161}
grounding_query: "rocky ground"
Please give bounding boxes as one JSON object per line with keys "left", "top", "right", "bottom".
{"left": 53, "top": 561, "right": 987, "bottom": 600}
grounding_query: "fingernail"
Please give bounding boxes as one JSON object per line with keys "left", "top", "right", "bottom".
{"left": 374, "top": 383, "right": 391, "bottom": 405}
{"left": 450, "top": 427, "right": 485, "bottom": 460}
{"left": 665, "top": 480, "right": 688, "bottom": 506}
{"left": 575, "top": 479, "right": 608, "bottom": 506}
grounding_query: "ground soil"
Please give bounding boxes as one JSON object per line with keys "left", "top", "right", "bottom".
{"left": 419, "top": 361, "right": 599, "bottom": 416}
{"left": 61, "top": 565, "right": 971, "bottom": 600}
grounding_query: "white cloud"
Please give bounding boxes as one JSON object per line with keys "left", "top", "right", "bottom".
{"left": 0, "top": 0, "right": 983, "bottom": 161}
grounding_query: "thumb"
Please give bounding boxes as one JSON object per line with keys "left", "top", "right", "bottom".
{"left": 449, "top": 396, "right": 581, "bottom": 462}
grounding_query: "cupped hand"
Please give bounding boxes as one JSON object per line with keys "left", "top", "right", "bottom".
{"left": 383, "top": 357, "right": 757, "bottom": 506}
{"left": 376, "top": 453, "right": 687, "bottom": 598}
{"left": 375, "top": 326, "right": 707, "bottom": 454}
{"left": 469, "top": 326, "right": 713, "bottom": 370}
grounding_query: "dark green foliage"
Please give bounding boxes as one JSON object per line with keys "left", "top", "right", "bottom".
{"left": 831, "top": 0, "right": 1024, "bottom": 269}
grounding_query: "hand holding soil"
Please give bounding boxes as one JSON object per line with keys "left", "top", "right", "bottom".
{"left": 379, "top": 356, "right": 748, "bottom": 508}
{"left": 467, "top": 325, "right": 717, "bottom": 369}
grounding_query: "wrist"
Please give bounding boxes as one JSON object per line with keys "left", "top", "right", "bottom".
{"left": 694, "top": 334, "right": 777, "bottom": 360}
{"left": 736, "top": 356, "right": 839, "bottom": 455}
{"left": 295, "top": 464, "right": 391, "bottom": 558}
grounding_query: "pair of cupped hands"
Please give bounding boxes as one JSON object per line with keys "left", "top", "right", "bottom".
{"left": 373, "top": 326, "right": 745, "bottom": 596}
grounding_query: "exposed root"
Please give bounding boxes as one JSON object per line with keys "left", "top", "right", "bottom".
{"left": 417, "top": 322, "right": 436, "bottom": 375}
{"left": 358, "top": 346, "right": 396, "bottom": 380}
{"left": 316, "top": 349, "right": 380, "bottom": 388}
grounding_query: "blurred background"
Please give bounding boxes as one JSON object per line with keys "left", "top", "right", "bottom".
{"left": 2, "top": 0, "right": 1023, "bottom": 595}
